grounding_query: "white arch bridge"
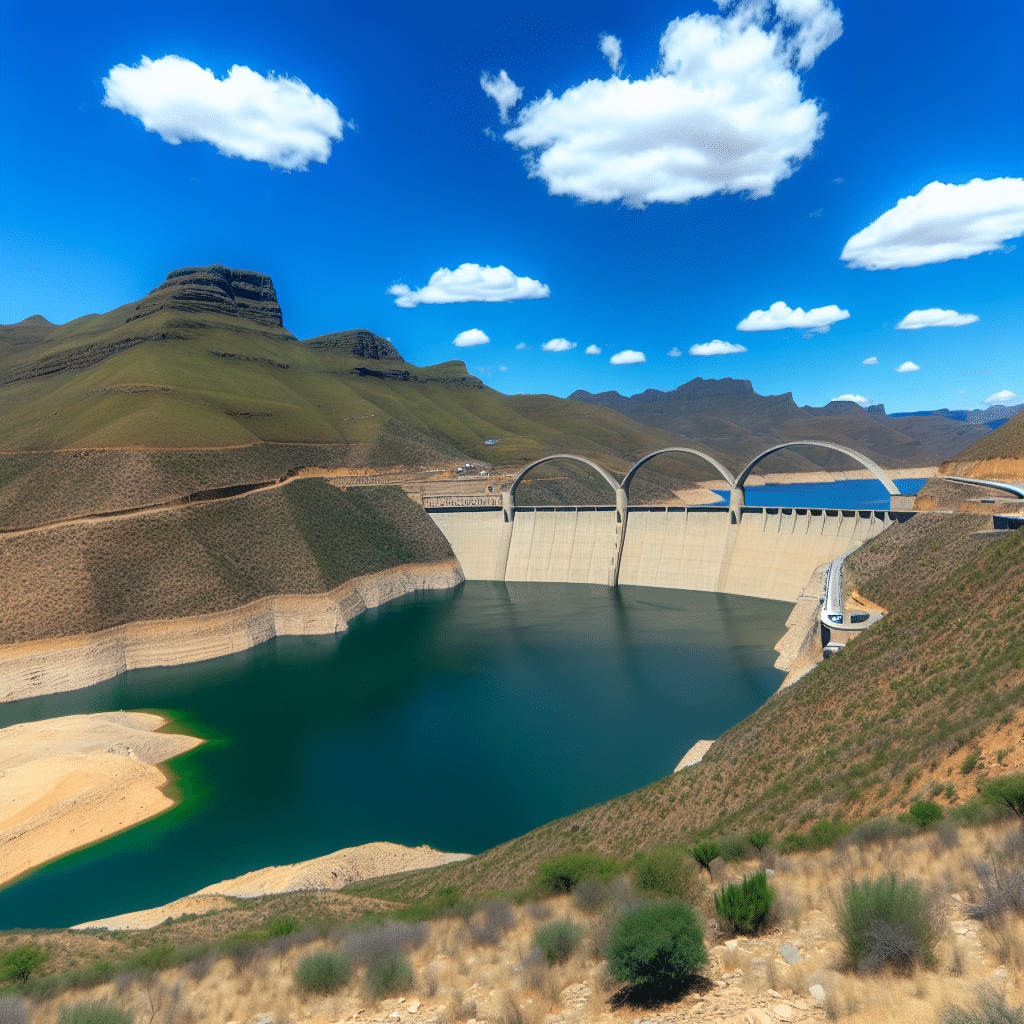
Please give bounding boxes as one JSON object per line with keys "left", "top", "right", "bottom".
{"left": 427, "top": 442, "right": 914, "bottom": 602}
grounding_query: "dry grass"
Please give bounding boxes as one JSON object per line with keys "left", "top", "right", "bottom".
{"left": 10, "top": 818, "right": 1022, "bottom": 1024}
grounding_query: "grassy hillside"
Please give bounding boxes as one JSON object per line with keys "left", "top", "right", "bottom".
{"left": 0, "top": 481, "right": 454, "bottom": 644}
{"left": 346, "top": 512, "right": 1024, "bottom": 902}
{"left": 940, "top": 406, "right": 1024, "bottom": 470}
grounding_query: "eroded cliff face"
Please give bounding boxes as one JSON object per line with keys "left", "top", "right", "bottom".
{"left": 0, "top": 560, "right": 465, "bottom": 702}
{"left": 307, "top": 328, "right": 404, "bottom": 361}
{"left": 139, "top": 265, "right": 286, "bottom": 329}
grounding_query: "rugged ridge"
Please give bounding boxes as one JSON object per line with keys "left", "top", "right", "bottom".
{"left": 145, "top": 265, "right": 285, "bottom": 328}
{"left": 306, "top": 328, "right": 404, "bottom": 361}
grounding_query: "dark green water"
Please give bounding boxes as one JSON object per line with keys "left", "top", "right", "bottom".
{"left": 0, "top": 581, "right": 789, "bottom": 929}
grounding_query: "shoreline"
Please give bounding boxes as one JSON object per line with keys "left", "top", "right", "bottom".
{"left": 0, "top": 559, "right": 465, "bottom": 703}
{"left": 692, "top": 465, "right": 936, "bottom": 491}
{"left": 0, "top": 712, "right": 203, "bottom": 889}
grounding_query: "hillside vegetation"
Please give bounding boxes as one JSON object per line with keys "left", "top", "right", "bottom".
{"left": 941, "top": 406, "right": 1024, "bottom": 477}
{"left": 0, "top": 481, "right": 454, "bottom": 644}
{"left": 346, "top": 512, "right": 1024, "bottom": 902}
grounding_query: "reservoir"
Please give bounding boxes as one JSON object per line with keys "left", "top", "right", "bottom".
{"left": 0, "top": 582, "right": 789, "bottom": 928}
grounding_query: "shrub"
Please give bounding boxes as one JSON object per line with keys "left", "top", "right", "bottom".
{"left": 909, "top": 800, "right": 944, "bottom": 827}
{"left": 689, "top": 842, "right": 721, "bottom": 876}
{"left": 344, "top": 922, "right": 428, "bottom": 966}
{"left": 746, "top": 829, "right": 772, "bottom": 853}
{"left": 632, "top": 846, "right": 702, "bottom": 902}
{"left": 960, "top": 752, "right": 981, "bottom": 775}
{"left": 266, "top": 914, "right": 301, "bottom": 937}
{"left": 0, "top": 944, "right": 48, "bottom": 984}
{"left": 467, "top": 899, "right": 516, "bottom": 945}
{"left": 982, "top": 776, "right": 1024, "bottom": 818}
{"left": 533, "top": 852, "right": 622, "bottom": 895}
{"left": 714, "top": 871, "right": 774, "bottom": 935}
{"left": 939, "top": 985, "right": 1024, "bottom": 1024}
{"left": 842, "top": 818, "right": 916, "bottom": 848}
{"left": 779, "top": 818, "right": 851, "bottom": 853}
{"left": 572, "top": 876, "right": 611, "bottom": 914}
{"left": 294, "top": 950, "right": 352, "bottom": 995}
{"left": 365, "top": 953, "right": 414, "bottom": 1000}
{"left": 57, "top": 1000, "right": 134, "bottom": 1024}
{"left": 717, "top": 835, "right": 753, "bottom": 862}
{"left": 606, "top": 901, "right": 708, "bottom": 987}
{"left": 969, "top": 861, "right": 1024, "bottom": 920}
{"left": 533, "top": 919, "right": 583, "bottom": 965}
{"left": 0, "top": 995, "right": 30, "bottom": 1024}
{"left": 836, "top": 873, "right": 938, "bottom": 974}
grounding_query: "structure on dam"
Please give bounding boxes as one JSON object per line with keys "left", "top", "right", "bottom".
{"left": 426, "top": 442, "right": 913, "bottom": 604}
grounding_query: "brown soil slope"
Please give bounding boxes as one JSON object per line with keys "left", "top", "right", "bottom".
{"left": 1, "top": 481, "right": 453, "bottom": 644}
{"left": 940, "top": 406, "right": 1024, "bottom": 481}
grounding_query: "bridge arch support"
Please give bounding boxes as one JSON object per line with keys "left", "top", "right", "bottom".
{"left": 736, "top": 441, "right": 901, "bottom": 496}
{"left": 621, "top": 448, "right": 736, "bottom": 495}
{"left": 507, "top": 455, "right": 624, "bottom": 516}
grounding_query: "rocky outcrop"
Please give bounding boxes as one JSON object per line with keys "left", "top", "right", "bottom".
{"left": 2, "top": 334, "right": 164, "bottom": 386}
{"left": 307, "top": 328, "right": 404, "bottom": 361}
{"left": 143, "top": 265, "right": 285, "bottom": 328}
{"left": 0, "top": 559, "right": 464, "bottom": 702}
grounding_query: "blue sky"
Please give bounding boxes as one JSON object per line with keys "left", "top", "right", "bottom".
{"left": 1, "top": 0, "right": 1021, "bottom": 413}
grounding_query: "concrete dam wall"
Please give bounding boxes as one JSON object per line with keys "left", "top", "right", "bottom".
{"left": 427, "top": 505, "right": 899, "bottom": 603}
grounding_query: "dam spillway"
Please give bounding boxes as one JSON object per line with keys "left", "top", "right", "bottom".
{"left": 426, "top": 504, "right": 903, "bottom": 602}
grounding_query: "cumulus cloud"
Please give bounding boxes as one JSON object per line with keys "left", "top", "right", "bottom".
{"left": 453, "top": 328, "right": 490, "bottom": 347}
{"left": 896, "top": 361, "right": 921, "bottom": 373}
{"left": 689, "top": 340, "right": 748, "bottom": 356}
{"left": 480, "top": 70, "right": 523, "bottom": 123}
{"left": 833, "top": 393, "right": 869, "bottom": 405}
{"left": 585, "top": 344, "right": 602, "bottom": 355}
{"left": 983, "top": 390, "right": 1018, "bottom": 405}
{"left": 896, "top": 308, "right": 980, "bottom": 330}
{"left": 862, "top": 356, "right": 878, "bottom": 365}
{"left": 515, "top": 342, "right": 531, "bottom": 350}
{"left": 102, "top": 55, "right": 345, "bottom": 170}
{"left": 668, "top": 346, "right": 683, "bottom": 357}
{"left": 389, "top": 264, "right": 550, "bottom": 307}
{"left": 610, "top": 349, "right": 646, "bottom": 364}
{"left": 841, "top": 177, "right": 1024, "bottom": 270}
{"left": 600, "top": 34, "right": 623, "bottom": 74}
{"left": 736, "top": 300, "right": 850, "bottom": 333}
{"left": 498, "top": 0, "right": 841, "bottom": 207}
{"left": 542, "top": 338, "right": 576, "bottom": 352}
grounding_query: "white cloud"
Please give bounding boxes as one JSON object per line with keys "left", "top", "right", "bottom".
{"left": 832, "top": 393, "right": 869, "bottom": 405}
{"left": 862, "top": 356, "right": 878, "bottom": 365}
{"left": 499, "top": 365, "right": 508, "bottom": 371}
{"left": 610, "top": 349, "right": 646, "bottom": 364}
{"left": 896, "top": 361, "right": 921, "bottom": 373}
{"left": 896, "top": 308, "right": 980, "bottom": 330}
{"left": 542, "top": 338, "right": 576, "bottom": 352}
{"left": 515, "top": 342, "right": 531, "bottom": 350}
{"left": 388, "top": 264, "right": 550, "bottom": 307}
{"left": 840, "top": 177, "right": 1024, "bottom": 270}
{"left": 668, "top": 346, "right": 683, "bottom": 357}
{"left": 102, "top": 55, "right": 345, "bottom": 170}
{"left": 585, "top": 344, "right": 602, "bottom": 355}
{"left": 736, "top": 300, "right": 850, "bottom": 333}
{"left": 983, "top": 390, "right": 1018, "bottom": 406}
{"left": 480, "top": 70, "right": 523, "bottom": 123}
{"left": 600, "top": 34, "right": 623, "bottom": 75}
{"left": 453, "top": 328, "right": 490, "bottom": 347}
{"left": 499, "top": 0, "right": 841, "bottom": 207}
{"left": 689, "top": 339, "right": 748, "bottom": 356}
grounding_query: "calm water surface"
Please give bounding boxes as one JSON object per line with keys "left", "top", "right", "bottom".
{"left": 712, "top": 478, "right": 926, "bottom": 509}
{"left": 0, "top": 582, "right": 790, "bottom": 928}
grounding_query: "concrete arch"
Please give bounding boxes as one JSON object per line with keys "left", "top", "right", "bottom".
{"left": 621, "top": 448, "right": 736, "bottom": 495}
{"left": 736, "top": 441, "right": 900, "bottom": 495}
{"left": 508, "top": 455, "right": 623, "bottom": 506}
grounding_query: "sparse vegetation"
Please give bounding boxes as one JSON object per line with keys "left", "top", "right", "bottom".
{"left": 56, "top": 1000, "right": 133, "bottom": 1024}
{"left": 631, "top": 845, "right": 702, "bottom": 902}
{"left": 939, "top": 985, "right": 1024, "bottom": 1024}
{"left": 533, "top": 853, "right": 622, "bottom": 896}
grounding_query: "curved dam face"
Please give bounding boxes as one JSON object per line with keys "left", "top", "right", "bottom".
{"left": 426, "top": 504, "right": 901, "bottom": 602}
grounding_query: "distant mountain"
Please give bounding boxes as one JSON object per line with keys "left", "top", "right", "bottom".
{"left": 876, "top": 404, "right": 1021, "bottom": 429}
{"left": 569, "top": 379, "right": 990, "bottom": 473}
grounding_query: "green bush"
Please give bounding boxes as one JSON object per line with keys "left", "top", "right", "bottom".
{"left": 960, "top": 753, "right": 981, "bottom": 775}
{"left": 365, "top": 952, "right": 414, "bottom": 1000}
{"left": 689, "top": 841, "right": 721, "bottom": 875}
{"left": 982, "top": 775, "right": 1024, "bottom": 818}
{"left": 534, "top": 852, "right": 622, "bottom": 895}
{"left": 908, "top": 800, "right": 944, "bottom": 827}
{"left": 606, "top": 901, "right": 707, "bottom": 987}
{"left": 533, "top": 920, "right": 583, "bottom": 965}
{"left": 836, "top": 873, "right": 938, "bottom": 974}
{"left": 714, "top": 871, "right": 774, "bottom": 935}
{"left": 0, "top": 944, "right": 48, "bottom": 984}
{"left": 632, "top": 845, "right": 702, "bottom": 901}
{"left": 57, "top": 1000, "right": 134, "bottom": 1024}
{"left": 294, "top": 950, "right": 352, "bottom": 996}
{"left": 716, "top": 836, "right": 753, "bottom": 862}
{"left": 779, "top": 818, "right": 851, "bottom": 853}
{"left": 746, "top": 829, "right": 772, "bottom": 853}
{"left": 266, "top": 915, "right": 301, "bottom": 937}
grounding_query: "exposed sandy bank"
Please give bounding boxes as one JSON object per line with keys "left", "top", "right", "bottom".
{"left": 73, "top": 842, "right": 471, "bottom": 930}
{"left": 0, "top": 560, "right": 464, "bottom": 703}
{"left": 0, "top": 712, "right": 201, "bottom": 887}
